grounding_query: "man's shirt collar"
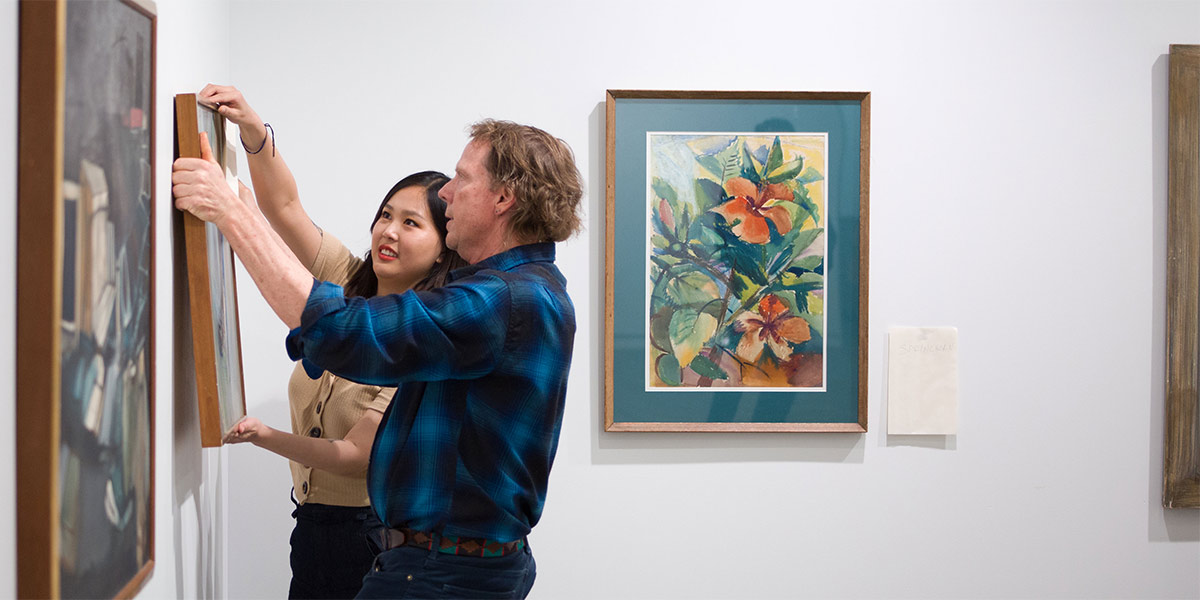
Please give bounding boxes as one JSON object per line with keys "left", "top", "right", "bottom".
{"left": 449, "top": 242, "right": 556, "bottom": 282}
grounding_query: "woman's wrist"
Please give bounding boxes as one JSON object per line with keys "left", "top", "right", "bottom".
{"left": 251, "top": 423, "right": 275, "bottom": 447}
{"left": 239, "top": 121, "right": 267, "bottom": 151}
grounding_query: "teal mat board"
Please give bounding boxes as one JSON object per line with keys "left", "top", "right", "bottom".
{"left": 608, "top": 93, "right": 867, "bottom": 428}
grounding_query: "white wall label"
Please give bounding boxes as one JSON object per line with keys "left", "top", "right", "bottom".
{"left": 887, "top": 327, "right": 958, "bottom": 435}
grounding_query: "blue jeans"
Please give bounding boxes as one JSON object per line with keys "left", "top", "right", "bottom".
{"left": 356, "top": 539, "right": 536, "bottom": 599}
{"left": 289, "top": 502, "right": 383, "bottom": 599}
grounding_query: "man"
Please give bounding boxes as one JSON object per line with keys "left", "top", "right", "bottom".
{"left": 172, "top": 119, "right": 583, "bottom": 599}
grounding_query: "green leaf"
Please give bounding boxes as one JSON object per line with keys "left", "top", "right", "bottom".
{"left": 696, "top": 155, "right": 723, "bottom": 179}
{"left": 649, "top": 306, "right": 674, "bottom": 353}
{"left": 732, "top": 272, "right": 761, "bottom": 304}
{"left": 792, "top": 227, "right": 823, "bottom": 255}
{"left": 669, "top": 309, "right": 718, "bottom": 367}
{"left": 780, "top": 270, "right": 823, "bottom": 290}
{"left": 649, "top": 255, "right": 676, "bottom": 273}
{"left": 744, "top": 261, "right": 770, "bottom": 286}
{"left": 769, "top": 226, "right": 820, "bottom": 277}
{"left": 652, "top": 177, "right": 678, "bottom": 202}
{"left": 796, "top": 192, "right": 819, "bottom": 228}
{"left": 688, "top": 354, "right": 729, "bottom": 380}
{"left": 697, "top": 219, "right": 725, "bottom": 248}
{"left": 796, "top": 166, "right": 824, "bottom": 185}
{"left": 779, "top": 272, "right": 802, "bottom": 286}
{"left": 807, "top": 291, "right": 824, "bottom": 316}
{"left": 793, "top": 182, "right": 811, "bottom": 202}
{"left": 693, "top": 178, "right": 725, "bottom": 212}
{"left": 651, "top": 234, "right": 670, "bottom": 249}
{"left": 686, "top": 240, "right": 713, "bottom": 262}
{"left": 766, "top": 158, "right": 805, "bottom": 184}
{"left": 699, "top": 300, "right": 724, "bottom": 319}
{"left": 711, "top": 140, "right": 741, "bottom": 182}
{"left": 765, "top": 136, "right": 784, "bottom": 177}
{"left": 664, "top": 269, "right": 720, "bottom": 306}
{"left": 656, "top": 353, "right": 682, "bottom": 386}
{"left": 800, "top": 312, "right": 824, "bottom": 338}
{"left": 675, "top": 204, "right": 691, "bottom": 242}
{"left": 650, "top": 262, "right": 689, "bottom": 308}
{"left": 791, "top": 254, "right": 823, "bottom": 271}
{"left": 739, "top": 140, "right": 762, "bottom": 184}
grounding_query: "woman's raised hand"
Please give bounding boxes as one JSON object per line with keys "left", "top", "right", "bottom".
{"left": 198, "top": 84, "right": 266, "bottom": 148}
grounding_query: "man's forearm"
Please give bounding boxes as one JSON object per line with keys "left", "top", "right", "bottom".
{"left": 215, "top": 201, "right": 312, "bottom": 328}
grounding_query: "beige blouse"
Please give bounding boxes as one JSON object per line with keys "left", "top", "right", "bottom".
{"left": 288, "top": 231, "right": 395, "bottom": 506}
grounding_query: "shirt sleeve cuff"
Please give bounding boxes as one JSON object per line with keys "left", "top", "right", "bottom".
{"left": 285, "top": 279, "right": 347, "bottom": 378}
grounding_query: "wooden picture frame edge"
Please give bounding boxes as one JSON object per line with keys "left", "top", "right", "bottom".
{"left": 857, "top": 92, "right": 871, "bottom": 433}
{"left": 602, "top": 89, "right": 870, "bottom": 433}
{"left": 18, "top": 0, "right": 158, "bottom": 595}
{"left": 173, "top": 93, "right": 249, "bottom": 448}
{"left": 17, "top": 0, "right": 65, "bottom": 596}
{"left": 1165, "top": 43, "right": 1200, "bottom": 509}
{"left": 173, "top": 93, "right": 225, "bottom": 448}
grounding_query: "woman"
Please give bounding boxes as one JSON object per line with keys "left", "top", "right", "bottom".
{"left": 209, "top": 84, "right": 467, "bottom": 598}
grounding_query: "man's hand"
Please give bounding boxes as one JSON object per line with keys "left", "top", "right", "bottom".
{"left": 172, "top": 131, "right": 240, "bottom": 224}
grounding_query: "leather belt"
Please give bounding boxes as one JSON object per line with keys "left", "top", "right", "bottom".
{"left": 379, "top": 527, "right": 525, "bottom": 558}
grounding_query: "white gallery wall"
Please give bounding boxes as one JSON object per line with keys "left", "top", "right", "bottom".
{"left": 1, "top": 0, "right": 15, "bottom": 594}
{"left": 220, "top": 1, "right": 1200, "bottom": 598}
{"left": 152, "top": 3, "right": 235, "bottom": 597}
{"left": 2, "top": 1, "right": 1200, "bottom": 599}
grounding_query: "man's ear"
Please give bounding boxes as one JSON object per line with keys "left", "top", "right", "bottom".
{"left": 494, "top": 185, "right": 517, "bottom": 216}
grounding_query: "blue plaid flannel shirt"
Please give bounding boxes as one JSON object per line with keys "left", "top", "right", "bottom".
{"left": 285, "top": 242, "right": 575, "bottom": 542}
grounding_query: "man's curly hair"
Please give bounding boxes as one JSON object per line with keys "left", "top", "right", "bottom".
{"left": 469, "top": 119, "right": 583, "bottom": 243}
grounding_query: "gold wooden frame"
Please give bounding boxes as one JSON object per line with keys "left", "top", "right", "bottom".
{"left": 17, "top": 0, "right": 157, "bottom": 596}
{"left": 174, "top": 93, "right": 248, "bottom": 447}
{"left": 1165, "top": 44, "right": 1200, "bottom": 508}
{"left": 604, "top": 90, "right": 870, "bottom": 432}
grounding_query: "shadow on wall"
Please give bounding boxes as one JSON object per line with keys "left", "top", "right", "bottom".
{"left": 171, "top": 197, "right": 227, "bottom": 597}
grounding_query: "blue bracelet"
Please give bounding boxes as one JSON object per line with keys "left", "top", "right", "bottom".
{"left": 242, "top": 123, "right": 275, "bottom": 157}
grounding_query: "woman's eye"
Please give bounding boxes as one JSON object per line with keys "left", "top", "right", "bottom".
{"left": 405, "top": 219, "right": 418, "bottom": 226}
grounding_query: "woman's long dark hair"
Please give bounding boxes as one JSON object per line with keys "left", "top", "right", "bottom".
{"left": 343, "top": 171, "right": 468, "bottom": 298}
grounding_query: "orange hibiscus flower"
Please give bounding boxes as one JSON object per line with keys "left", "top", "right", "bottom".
{"left": 710, "top": 177, "right": 793, "bottom": 244}
{"left": 734, "top": 294, "right": 811, "bottom": 362}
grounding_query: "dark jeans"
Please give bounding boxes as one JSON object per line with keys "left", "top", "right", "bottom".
{"left": 356, "top": 539, "right": 536, "bottom": 599}
{"left": 289, "top": 502, "right": 383, "bottom": 599}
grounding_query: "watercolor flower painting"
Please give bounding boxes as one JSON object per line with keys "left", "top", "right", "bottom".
{"left": 647, "top": 133, "right": 827, "bottom": 389}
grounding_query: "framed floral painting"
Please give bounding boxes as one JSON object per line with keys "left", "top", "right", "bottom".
{"left": 604, "top": 90, "right": 869, "bottom": 432}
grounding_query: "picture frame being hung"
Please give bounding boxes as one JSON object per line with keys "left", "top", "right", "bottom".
{"left": 604, "top": 90, "right": 869, "bottom": 432}
{"left": 173, "top": 93, "right": 248, "bottom": 448}
{"left": 1164, "top": 44, "right": 1200, "bottom": 509}
{"left": 17, "top": 0, "right": 157, "bottom": 597}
